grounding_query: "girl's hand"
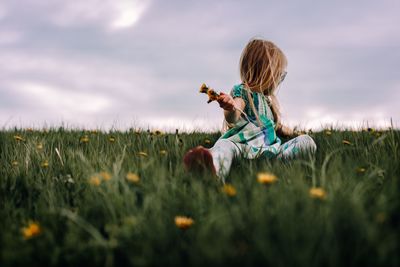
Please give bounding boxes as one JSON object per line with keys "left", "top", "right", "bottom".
{"left": 217, "top": 92, "right": 235, "bottom": 111}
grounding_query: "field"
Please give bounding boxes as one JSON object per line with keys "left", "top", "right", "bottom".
{"left": 0, "top": 127, "right": 399, "bottom": 267}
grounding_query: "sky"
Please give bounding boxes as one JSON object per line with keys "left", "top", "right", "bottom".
{"left": 0, "top": 0, "right": 399, "bottom": 132}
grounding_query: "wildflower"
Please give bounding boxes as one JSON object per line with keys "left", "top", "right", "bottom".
{"left": 199, "top": 83, "right": 220, "bottom": 103}
{"left": 11, "top": 160, "right": 18, "bottom": 167}
{"left": 89, "top": 175, "right": 101, "bottom": 186}
{"left": 109, "top": 136, "right": 116, "bottom": 143}
{"left": 154, "top": 130, "right": 163, "bottom": 136}
{"left": 21, "top": 221, "right": 41, "bottom": 239}
{"left": 257, "top": 172, "right": 278, "bottom": 185}
{"left": 126, "top": 172, "right": 140, "bottom": 183}
{"left": 204, "top": 139, "right": 211, "bottom": 144}
{"left": 375, "top": 212, "right": 386, "bottom": 224}
{"left": 342, "top": 140, "right": 352, "bottom": 145}
{"left": 27, "top": 128, "right": 34, "bottom": 132}
{"left": 14, "top": 135, "right": 25, "bottom": 142}
{"left": 309, "top": 187, "right": 327, "bottom": 200}
{"left": 138, "top": 151, "right": 148, "bottom": 157}
{"left": 159, "top": 150, "right": 168, "bottom": 156}
{"left": 367, "top": 127, "right": 375, "bottom": 133}
{"left": 80, "top": 135, "right": 90, "bottom": 143}
{"left": 99, "top": 171, "right": 112, "bottom": 181}
{"left": 356, "top": 167, "right": 366, "bottom": 173}
{"left": 36, "top": 143, "right": 43, "bottom": 150}
{"left": 41, "top": 160, "right": 49, "bottom": 168}
{"left": 325, "top": 130, "right": 332, "bottom": 136}
{"left": 174, "top": 216, "right": 194, "bottom": 229}
{"left": 222, "top": 184, "right": 237, "bottom": 197}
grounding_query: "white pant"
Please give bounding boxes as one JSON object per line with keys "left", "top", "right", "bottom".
{"left": 208, "top": 135, "right": 317, "bottom": 182}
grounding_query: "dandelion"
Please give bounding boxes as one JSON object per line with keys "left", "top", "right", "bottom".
{"left": 14, "top": 135, "right": 25, "bottom": 142}
{"left": 36, "top": 143, "right": 43, "bottom": 150}
{"left": 174, "top": 216, "right": 194, "bottom": 229}
{"left": 159, "top": 150, "right": 168, "bottom": 156}
{"left": 126, "top": 172, "right": 140, "bottom": 183}
{"left": 21, "top": 221, "right": 41, "bottom": 240}
{"left": 109, "top": 136, "right": 116, "bottom": 143}
{"left": 41, "top": 160, "right": 49, "bottom": 168}
{"left": 367, "top": 127, "right": 375, "bottom": 133}
{"left": 257, "top": 172, "right": 278, "bottom": 185}
{"left": 325, "top": 130, "right": 332, "bottom": 136}
{"left": 11, "top": 160, "right": 18, "bottom": 167}
{"left": 80, "top": 135, "right": 90, "bottom": 143}
{"left": 199, "top": 83, "right": 220, "bottom": 103}
{"left": 309, "top": 187, "right": 327, "bottom": 200}
{"left": 356, "top": 167, "right": 366, "bottom": 173}
{"left": 342, "top": 140, "right": 352, "bottom": 145}
{"left": 89, "top": 175, "right": 101, "bottom": 186}
{"left": 204, "top": 139, "right": 211, "bottom": 144}
{"left": 222, "top": 184, "right": 237, "bottom": 197}
{"left": 154, "top": 130, "right": 163, "bottom": 136}
{"left": 138, "top": 151, "right": 148, "bottom": 157}
{"left": 99, "top": 171, "right": 112, "bottom": 181}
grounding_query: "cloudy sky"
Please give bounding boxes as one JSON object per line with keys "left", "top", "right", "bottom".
{"left": 0, "top": 0, "right": 399, "bottom": 131}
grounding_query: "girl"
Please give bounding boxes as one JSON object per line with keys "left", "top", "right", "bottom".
{"left": 184, "top": 38, "right": 317, "bottom": 182}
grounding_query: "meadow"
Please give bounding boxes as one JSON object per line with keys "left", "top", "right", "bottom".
{"left": 0, "top": 127, "right": 399, "bottom": 267}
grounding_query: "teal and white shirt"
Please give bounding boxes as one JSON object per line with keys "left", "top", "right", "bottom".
{"left": 219, "top": 83, "right": 282, "bottom": 159}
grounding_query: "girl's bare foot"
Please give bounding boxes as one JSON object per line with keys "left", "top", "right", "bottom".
{"left": 183, "top": 146, "right": 216, "bottom": 176}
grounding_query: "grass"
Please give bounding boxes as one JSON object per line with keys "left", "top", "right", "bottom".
{"left": 0, "top": 127, "right": 399, "bottom": 267}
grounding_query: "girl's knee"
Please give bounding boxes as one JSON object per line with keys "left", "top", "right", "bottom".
{"left": 298, "top": 134, "right": 317, "bottom": 153}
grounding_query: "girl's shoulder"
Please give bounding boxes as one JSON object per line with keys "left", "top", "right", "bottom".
{"left": 230, "top": 83, "right": 249, "bottom": 101}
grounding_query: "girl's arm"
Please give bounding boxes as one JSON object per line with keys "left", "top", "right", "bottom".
{"left": 276, "top": 123, "right": 299, "bottom": 138}
{"left": 217, "top": 92, "right": 245, "bottom": 124}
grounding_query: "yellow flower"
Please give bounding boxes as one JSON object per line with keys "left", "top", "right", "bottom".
{"left": 204, "top": 139, "right": 211, "bottom": 144}
{"left": 199, "top": 83, "right": 220, "bottom": 103}
{"left": 80, "top": 135, "right": 90, "bottom": 143}
{"left": 36, "top": 143, "right": 43, "bottom": 150}
{"left": 89, "top": 175, "right": 101, "bottom": 186}
{"left": 138, "top": 151, "right": 148, "bottom": 157}
{"left": 367, "top": 127, "right": 375, "bottom": 133}
{"left": 356, "top": 167, "right": 366, "bottom": 173}
{"left": 14, "top": 135, "right": 25, "bottom": 142}
{"left": 174, "top": 216, "right": 194, "bottom": 229}
{"left": 325, "top": 130, "right": 332, "bottom": 136}
{"left": 159, "top": 150, "right": 168, "bottom": 156}
{"left": 27, "top": 128, "right": 34, "bottom": 132}
{"left": 222, "top": 184, "right": 237, "bottom": 197}
{"left": 11, "top": 160, "right": 18, "bottom": 167}
{"left": 109, "top": 136, "right": 116, "bottom": 143}
{"left": 99, "top": 171, "right": 112, "bottom": 181}
{"left": 342, "top": 140, "right": 352, "bottom": 145}
{"left": 21, "top": 221, "right": 41, "bottom": 239}
{"left": 126, "top": 172, "right": 140, "bottom": 183}
{"left": 41, "top": 160, "right": 49, "bottom": 168}
{"left": 154, "top": 130, "right": 163, "bottom": 136}
{"left": 309, "top": 187, "right": 327, "bottom": 200}
{"left": 257, "top": 172, "right": 278, "bottom": 185}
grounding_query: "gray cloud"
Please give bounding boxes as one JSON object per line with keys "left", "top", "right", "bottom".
{"left": 0, "top": 0, "right": 399, "bottom": 131}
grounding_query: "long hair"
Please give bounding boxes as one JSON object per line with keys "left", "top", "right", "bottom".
{"left": 238, "top": 38, "right": 287, "bottom": 129}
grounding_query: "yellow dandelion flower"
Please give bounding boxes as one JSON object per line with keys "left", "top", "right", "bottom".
{"left": 356, "top": 167, "right": 366, "bottom": 173}
{"left": 199, "top": 83, "right": 220, "bottom": 103}
{"left": 257, "top": 172, "right": 278, "bottom": 185}
{"left": 41, "top": 160, "right": 49, "bottom": 168}
{"left": 138, "top": 151, "right": 148, "bottom": 157}
{"left": 99, "top": 171, "right": 112, "bottom": 181}
{"left": 309, "top": 187, "right": 327, "bottom": 200}
{"left": 367, "top": 127, "right": 375, "bottom": 133}
{"left": 325, "top": 130, "right": 332, "bottom": 136}
{"left": 80, "top": 135, "right": 90, "bottom": 143}
{"left": 174, "top": 216, "right": 194, "bottom": 229}
{"left": 89, "top": 175, "right": 101, "bottom": 186}
{"left": 126, "top": 172, "right": 140, "bottom": 183}
{"left": 11, "top": 160, "right": 18, "bottom": 167}
{"left": 21, "top": 221, "right": 41, "bottom": 239}
{"left": 14, "top": 135, "right": 25, "bottom": 142}
{"left": 342, "top": 140, "right": 352, "bottom": 145}
{"left": 36, "top": 143, "right": 43, "bottom": 150}
{"left": 109, "top": 136, "right": 116, "bottom": 143}
{"left": 204, "top": 139, "right": 211, "bottom": 144}
{"left": 222, "top": 184, "right": 237, "bottom": 197}
{"left": 159, "top": 150, "right": 168, "bottom": 156}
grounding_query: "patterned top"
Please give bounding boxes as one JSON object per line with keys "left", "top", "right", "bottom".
{"left": 219, "top": 83, "right": 282, "bottom": 159}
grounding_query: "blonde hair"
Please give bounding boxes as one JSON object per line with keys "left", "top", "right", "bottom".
{"left": 238, "top": 38, "right": 287, "bottom": 129}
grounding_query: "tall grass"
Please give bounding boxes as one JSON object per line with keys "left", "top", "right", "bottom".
{"left": 0, "top": 127, "right": 399, "bottom": 267}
